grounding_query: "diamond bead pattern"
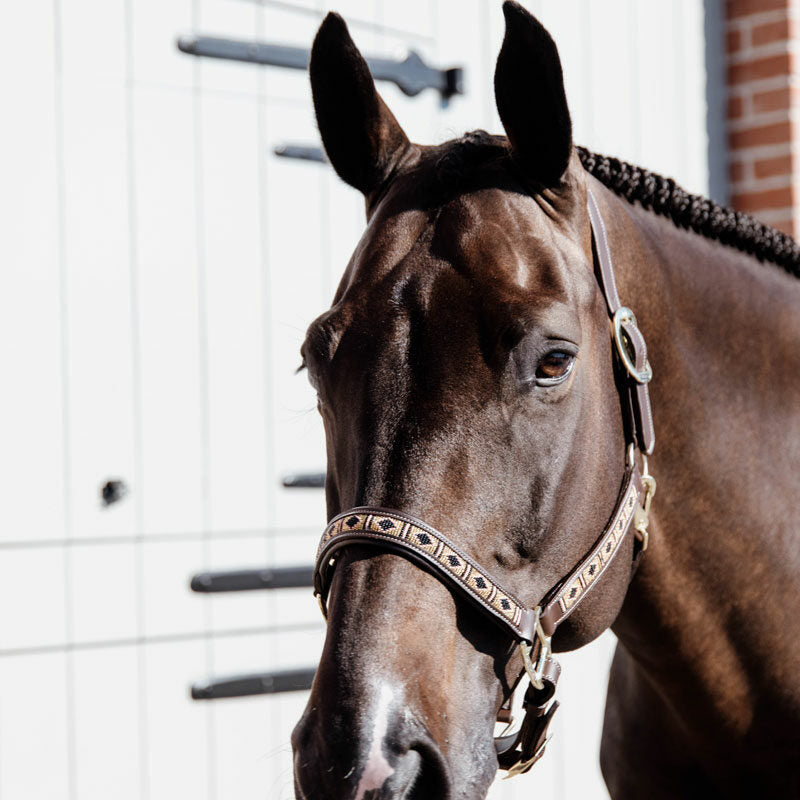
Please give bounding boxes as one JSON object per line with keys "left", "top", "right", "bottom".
{"left": 318, "top": 510, "right": 524, "bottom": 631}
{"left": 556, "top": 479, "right": 639, "bottom": 615}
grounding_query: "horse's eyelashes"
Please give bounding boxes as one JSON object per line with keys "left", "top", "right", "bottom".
{"left": 301, "top": 360, "right": 321, "bottom": 393}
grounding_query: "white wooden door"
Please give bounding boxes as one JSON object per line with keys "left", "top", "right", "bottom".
{"left": 0, "top": 2, "right": 707, "bottom": 799}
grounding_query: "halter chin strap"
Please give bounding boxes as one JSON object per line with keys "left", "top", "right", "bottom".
{"left": 312, "top": 187, "right": 657, "bottom": 777}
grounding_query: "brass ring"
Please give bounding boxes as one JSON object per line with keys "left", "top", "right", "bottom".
{"left": 613, "top": 307, "right": 653, "bottom": 384}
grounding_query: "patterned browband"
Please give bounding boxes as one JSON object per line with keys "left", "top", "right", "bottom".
{"left": 313, "top": 467, "right": 644, "bottom": 644}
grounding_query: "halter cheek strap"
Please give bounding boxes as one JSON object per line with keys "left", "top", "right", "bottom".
{"left": 312, "top": 187, "right": 657, "bottom": 777}
{"left": 587, "top": 188, "right": 655, "bottom": 455}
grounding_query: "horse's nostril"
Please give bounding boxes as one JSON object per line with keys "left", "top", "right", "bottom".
{"left": 392, "top": 750, "right": 422, "bottom": 799}
{"left": 400, "top": 743, "right": 450, "bottom": 800}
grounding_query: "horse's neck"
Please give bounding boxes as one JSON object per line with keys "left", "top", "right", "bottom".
{"left": 596, "top": 181, "right": 800, "bottom": 731}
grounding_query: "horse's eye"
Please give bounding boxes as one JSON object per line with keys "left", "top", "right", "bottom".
{"left": 535, "top": 350, "right": 575, "bottom": 384}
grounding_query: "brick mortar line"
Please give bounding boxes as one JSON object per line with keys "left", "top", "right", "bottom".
{"left": 728, "top": 112, "right": 800, "bottom": 148}
{"left": 730, "top": 174, "right": 794, "bottom": 192}
{"left": 727, "top": 9, "right": 792, "bottom": 31}
{"left": 731, "top": 155, "right": 800, "bottom": 173}
{"left": 728, "top": 109, "right": 794, "bottom": 130}
{"left": 728, "top": 74, "right": 797, "bottom": 95}
{"left": 727, "top": 41, "right": 795, "bottom": 64}
{"left": 753, "top": 208, "right": 799, "bottom": 222}
{"left": 730, "top": 158, "right": 798, "bottom": 181}
{"left": 729, "top": 88, "right": 800, "bottom": 111}
{"left": 730, "top": 142, "right": 793, "bottom": 160}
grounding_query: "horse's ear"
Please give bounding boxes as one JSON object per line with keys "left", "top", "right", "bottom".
{"left": 310, "top": 13, "right": 409, "bottom": 196}
{"left": 494, "top": 1, "right": 572, "bottom": 187}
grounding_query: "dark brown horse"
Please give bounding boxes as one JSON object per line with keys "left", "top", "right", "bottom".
{"left": 291, "top": 4, "right": 800, "bottom": 798}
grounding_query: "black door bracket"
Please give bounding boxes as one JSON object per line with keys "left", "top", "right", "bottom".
{"left": 177, "top": 35, "right": 464, "bottom": 102}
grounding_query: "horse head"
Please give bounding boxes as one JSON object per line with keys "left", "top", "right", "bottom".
{"left": 292, "top": 3, "right": 641, "bottom": 797}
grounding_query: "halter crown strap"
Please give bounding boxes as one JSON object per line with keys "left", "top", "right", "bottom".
{"left": 587, "top": 188, "right": 655, "bottom": 455}
{"left": 311, "top": 188, "right": 656, "bottom": 777}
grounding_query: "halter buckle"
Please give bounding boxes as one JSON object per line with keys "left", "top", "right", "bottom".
{"left": 502, "top": 735, "right": 552, "bottom": 779}
{"left": 613, "top": 307, "right": 653, "bottom": 384}
{"left": 633, "top": 466, "right": 657, "bottom": 552}
{"left": 519, "top": 608, "right": 552, "bottom": 690}
{"left": 315, "top": 592, "right": 328, "bottom": 621}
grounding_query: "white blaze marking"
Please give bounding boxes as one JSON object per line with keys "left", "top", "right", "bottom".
{"left": 354, "top": 684, "right": 395, "bottom": 799}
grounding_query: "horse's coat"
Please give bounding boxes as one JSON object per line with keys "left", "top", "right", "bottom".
{"left": 291, "top": 4, "right": 800, "bottom": 798}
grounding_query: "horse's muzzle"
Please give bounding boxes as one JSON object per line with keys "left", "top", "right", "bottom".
{"left": 291, "top": 699, "right": 452, "bottom": 799}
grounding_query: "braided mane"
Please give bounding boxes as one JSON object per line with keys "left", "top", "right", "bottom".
{"left": 576, "top": 146, "right": 800, "bottom": 278}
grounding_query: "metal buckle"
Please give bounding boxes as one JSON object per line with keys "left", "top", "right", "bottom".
{"left": 519, "top": 608, "right": 552, "bottom": 690}
{"left": 502, "top": 735, "right": 552, "bottom": 779}
{"left": 315, "top": 592, "right": 328, "bottom": 620}
{"left": 633, "top": 454, "right": 657, "bottom": 551}
{"left": 613, "top": 307, "right": 652, "bottom": 385}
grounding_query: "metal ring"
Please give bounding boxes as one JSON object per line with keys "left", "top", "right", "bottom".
{"left": 613, "top": 307, "right": 653, "bottom": 385}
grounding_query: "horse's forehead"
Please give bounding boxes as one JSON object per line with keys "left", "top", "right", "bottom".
{"left": 433, "top": 190, "right": 588, "bottom": 295}
{"left": 351, "top": 187, "right": 590, "bottom": 304}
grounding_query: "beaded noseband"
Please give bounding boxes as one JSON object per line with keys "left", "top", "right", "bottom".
{"left": 313, "top": 188, "right": 657, "bottom": 777}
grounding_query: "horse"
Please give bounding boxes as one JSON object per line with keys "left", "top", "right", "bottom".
{"left": 291, "top": 3, "right": 800, "bottom": 798}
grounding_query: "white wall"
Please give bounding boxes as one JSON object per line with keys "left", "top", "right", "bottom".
{"left": 0, "top": 2, "right": 707, "bottom": 799}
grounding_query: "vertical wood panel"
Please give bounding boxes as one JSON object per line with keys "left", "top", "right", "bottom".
{"left": 132, "top": 0, "right": 194, "bottom": 90}
{"left": 261, "top": 6, "right": 323, "bottom": 103}
{"left": 682, "top": 0, "right": 712, "bottom": 196}
{"left": 134, "top": 87, "right": 205, "bottom": 537}
{"left": 72, "top": 647, "right": 141, "bottom": 800}
{"left": 69, "top": 541, "right": 138, "bottom": 643}
{"left": 144, "top": 640, "right": 211, "bottom": 800}
{"left": 200, "top": 93, "right": 270, "bottom": 533}
{"left": 0, "top": 654, "right": 71, "bottom": 798}
{"left": 584, "top": 0, "right": 639, "bottom": 161}
{"left": 61, "top": 76, "right": 137, "bottom": 540}
{"left": 197, "top": 0, "right": 259, "bottom": 95}
{"left": 535, "top": 1, "right": 592, "bottom": 146}
{"left": 0, "top": 3, "right": 66, "bottom": 543}
{"left": 60, "top": 0, "right": 126, "bottom": 84}
{"left": 263, "top": 101, "right": 328, "bottom": 531}
{"left": 434, "top": 0, "right": 498, "bottom": 138}
{"left": 0, "top": 548, "right": 67, "bottom": 650}
{"left": 633, "top": 3, "right": 684, "bottom": 179}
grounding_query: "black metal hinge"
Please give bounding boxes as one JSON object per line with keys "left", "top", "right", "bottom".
{"left": 273, "top": 144, "right": 326, "bottom": 163}
{"left": 281, "top": 471, "right": 325, "bottom": 488}
{"left": 177, "top": 35, "right": 464, "bottom": 101}
{"left": 190, "top": 566, "right": 314, "bottom": 593}
{"left": 191, "top": 667, "right": 316, "bottom": 700}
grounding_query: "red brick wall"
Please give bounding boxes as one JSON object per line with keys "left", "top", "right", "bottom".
{"left": 726, "top": 0, "right": 798, "bottom": 235}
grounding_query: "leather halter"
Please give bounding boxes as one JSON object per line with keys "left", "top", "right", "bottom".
{"left": 312, "top": 187, "right": 657, "bottom": 777}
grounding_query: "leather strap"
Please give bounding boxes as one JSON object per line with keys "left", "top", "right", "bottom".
{"left": 496, "top": 696, "right": 559, "bottom": 775}
{"left": 588, "top": 188, "right": 655, "bottom": 455}
{"left": 539, "top": 467, "right": 642, "bottom": 636}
